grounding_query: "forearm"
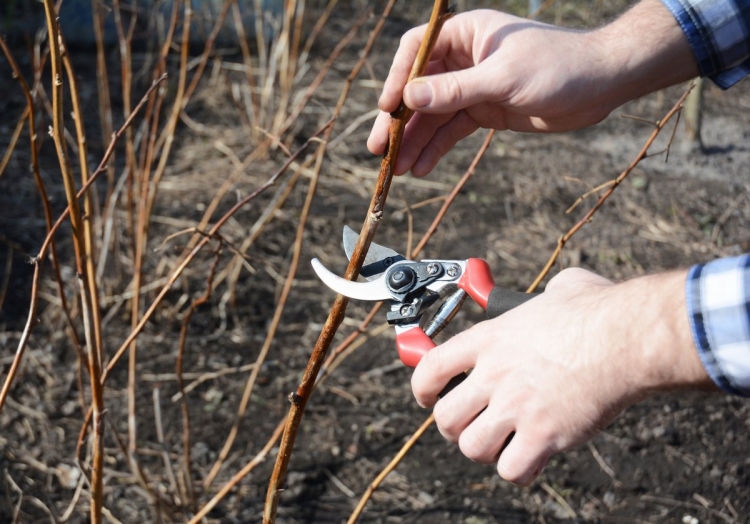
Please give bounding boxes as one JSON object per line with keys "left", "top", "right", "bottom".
{"left": 589, "top": 0, "right": 699, "bottom": 109}
{"left": 604, "top": 270, "right": 716, "bottom": 396}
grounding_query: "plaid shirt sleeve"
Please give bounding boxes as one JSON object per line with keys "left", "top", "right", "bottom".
{"left": 686, "top": 254, "right": 750, "bottom": 396}
{"left": 660, "top": 0, "right": 750, "bottom": 88}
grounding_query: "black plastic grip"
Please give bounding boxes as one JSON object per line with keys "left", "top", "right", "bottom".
{"left": 486, "top": 287, "right": 538, "bottom": 319}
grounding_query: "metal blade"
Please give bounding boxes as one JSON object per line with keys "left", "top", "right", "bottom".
{"left": 311, "top": 258, "right": 393, "bottom": 301}
{"left": 342, "top": 225, "right": 405, "bottom": 281}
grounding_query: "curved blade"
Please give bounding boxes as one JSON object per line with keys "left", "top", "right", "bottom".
{"left": 311, "top": 258, "right": 392, "bottom": 301}
{"left": 342, "top": 225, "right": 405, "bottom": 281}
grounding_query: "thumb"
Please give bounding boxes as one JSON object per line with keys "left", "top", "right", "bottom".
{"left": 403, "top": 66, "right": 500, "bottom": 113}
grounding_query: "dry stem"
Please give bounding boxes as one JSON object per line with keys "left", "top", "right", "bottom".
{"left": 527, "top": 86, "right": 692, "bottom": 293}
{"left": 262, "top": 2, "right": 453, "bottom": 522}
{"left": 347, "top": 414, "right": 435, "bottom": 524}
{"left": 346, "top": 89, "right": 691, "bottom": 523}
{"left": 189, "top": 128, "right": 489, "bottom": 520}
{"left": 203, "top": 8, "right": 372, "bottom": 489}
{"left": 41, "top": 2, "right": 105, "bottom": 519}
{"left": 176, "top": 247, "right": 223, "bottom": 508}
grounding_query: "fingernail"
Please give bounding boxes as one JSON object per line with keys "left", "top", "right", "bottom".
{"left": 406, "top": 80, "right": 433, "bottom": 108}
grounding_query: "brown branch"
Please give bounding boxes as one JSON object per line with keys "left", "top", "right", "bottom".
{"left": 231, "top": 1, "right": 259, "bottom": 137}
{"left": 90, "top": 0, "right": 116, "bottom": 203}
{"left": 128, "top": 1, "right": 192, "bottom": 456}
{"left": 347, "top": 89, "right": 691, "bottom": 523}
{"left": 347, "top": 414, "right": 435, "bottom": 524}
{"left": 191, "top": 125, "right": 493, "bottom": 523}
{"left": 112, "top": 0, "right": 138, "bottom": 231}
{"left": 183, "top": 0, "right": 237, "bottom": 104}
{"left": 527, "top": 86, "right": 692, "bottom": 293}
{"left": 40, "top": 2, "right": 104, "bottom": 520}
{"left": 4, "top": 74, "right": 166, "bottom": 477}
{"left": 0, "top": 34, "right": 82, "bottom": 371}
{"left": 0, "top": 105, "right": 28, "bottom": 180}
{"left": 60, "top": 33, "right": 105, "bottom": 373}
{"left": 203, "top": 7, "right": 372, "bottom": 489}
{"left": 101, "top": 122, "right": 331, "bottom": 383}
{"left": 262, "top": 2, "right": 453, "bottom": 522}
{"left": 176, "top": 246, "right": 222, "bottom": 509}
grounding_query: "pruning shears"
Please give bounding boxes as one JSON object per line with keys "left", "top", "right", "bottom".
{"left": 312, "top": 227, "right": 539, "bottom": 395}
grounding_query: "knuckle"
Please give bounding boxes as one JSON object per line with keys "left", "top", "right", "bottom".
{"left": 443, "top": 73, "right": 464, "bottom": 106}
{"left": 497, "top": 457, "right": 527, "bottom": 484}
{"left": 422, "top": 345, "right": 447, "bottom": 377}
{"left": 399, "top": 27, "right": 421, "bottom": 50}
{"left": 458, "top": 429, "right": 490, "bottom": 463}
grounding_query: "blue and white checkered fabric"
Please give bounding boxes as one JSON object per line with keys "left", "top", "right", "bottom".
{"left": 661, "top": 0, "right": 750, "bottom": 88}
{"left": 687, "top": 254, "right": 750, "bottom": 396}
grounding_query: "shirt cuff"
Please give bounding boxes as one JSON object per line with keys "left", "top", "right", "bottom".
{"left": 660, "top": 0, "right": 750, "bottom": 88}
{"left": 686, "top": 254, "right": 750, "bottom": 396}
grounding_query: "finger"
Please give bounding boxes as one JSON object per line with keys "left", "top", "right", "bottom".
{"left": 369, "top": 62, "right": 448, "bottom": 160}
{"left": 367, "top": 111, "right": 392, "bottom": 155}
{"left": 396, "top": 111, "right": 455, "bottom": 176}
{"left": 432, "top": 375, "right": 489, "bottom": 443}
{"left": 496, "top": 431, "right": 549, "bottom": 486}
{"left": 411, "top": 110, "right": 479, "bottom": 177}
{"left": 379, "top": 24, "right": 428, "bottom": 113}
{"left": 412, "top": 330, "right": 481, "bottom": 408}
{"left": 402, "top": 63, "right": 502, "bottom": 114}
{"left": 457, "top": 406, "right": 515, "bottom": 464}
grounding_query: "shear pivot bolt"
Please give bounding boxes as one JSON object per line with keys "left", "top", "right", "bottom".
{"left": 427, "top": 263, "right": 440, "bottom": 275}
{"left": 388, "top": 267, "right": 415, "bottom": 291}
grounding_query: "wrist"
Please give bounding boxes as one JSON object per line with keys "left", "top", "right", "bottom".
{"left": 587, "top": 0, "right": 699, "bottom": 109}
{"left": 603, "top": 271, "right": 715, "bottom": 396}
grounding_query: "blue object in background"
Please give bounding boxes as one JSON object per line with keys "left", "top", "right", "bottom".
{"left": 5, "top": 0, "right": 284, "bottom": 47}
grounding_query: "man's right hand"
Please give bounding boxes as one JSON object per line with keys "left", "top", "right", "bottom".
{"left": 368, "top": 1, "right": 698, "bottom": 177}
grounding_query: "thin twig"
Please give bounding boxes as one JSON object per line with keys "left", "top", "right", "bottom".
{"left": 527, "top": 86, "right": 692, "bottom": 292}
{"left": 203, "top": 8, "right": 372, "bottom": 489}
{"left": 41, "top": 2, "right": 105, "bottom": 520}
{"left": 176, "top": 247, "right": 222, "bottom": 508}
{"left": 262, "top": 2, "right": 453, "bottom": 522}
{"left": 3, "top": 74, "right": 167, "bottom": 419}
{"left": 348, "top": 415, "right": 435, "bottom": 524}
{"left": 102, "top": 122, "right": 331, "bottom": 383}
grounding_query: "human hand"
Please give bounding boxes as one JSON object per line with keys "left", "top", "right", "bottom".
{"left": 368, "top": 3, "right": 697, "bottom": 177}
{"left": 411, "top": 268, "right": 713, "bottom": 485}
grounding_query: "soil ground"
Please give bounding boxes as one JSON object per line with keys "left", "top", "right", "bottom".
{"left": 1, "top": 3, "right": 750, "bottom": 523}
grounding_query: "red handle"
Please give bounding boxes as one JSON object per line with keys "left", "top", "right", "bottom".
{"left": 396, "top": 326, "right": 436, "bottom": 367}
{"left": 457, "top": 258, "right": 495, "bottom": 310}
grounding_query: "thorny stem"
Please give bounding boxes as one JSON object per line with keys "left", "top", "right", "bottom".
{"left": 347, "top": 89, "right": 692, "bottom": 523}
{"left": 526, "top": 86, "right": 692, "bottom": 293}
{"left": 61, "top": 36, "right": 105, "bottom": 371}
{"left": 347, "top": 414, "right": 436, "bottom": 524}
{"left": 262, "top": 2, "right": 453, "bottom": 522}
{"left": 128, "top": 0, "right": 191, "bottom": 457}
{"left": 203, "top": 7, "right": 372, "bottom": 490}
{"left": 190, "top": 127, "right": 492, "bottom": 521}
{"left": 176, "top": 247, "right": 223, "bottom": 509}
{"left": 41, "top": 2, "right": 105, "bottom": 521}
